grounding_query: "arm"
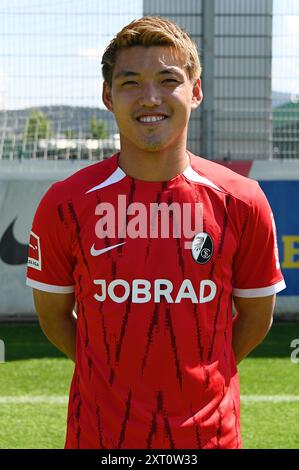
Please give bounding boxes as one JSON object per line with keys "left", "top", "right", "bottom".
{"left": 33, "top": 288, "right": 76, "bottom": 362}
{"left": 232, "top": 294, "right": 275, "bottom": 365}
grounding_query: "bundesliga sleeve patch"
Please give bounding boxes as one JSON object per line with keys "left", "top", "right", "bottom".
{"left": 27, "top": 231, "right": 42, "bottom": 271}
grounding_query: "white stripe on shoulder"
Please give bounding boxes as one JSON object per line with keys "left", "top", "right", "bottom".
{"left": 183, "top": 166, "right": 222, "bottom": 191}
{"left": 86, "top": 166, "right": 126, "bottom": 194}
{"left": 232, "top": 279, "right": 286, "bottom": 298}
{"left": 26, "top": 278, "right": 75, "bottom": 294}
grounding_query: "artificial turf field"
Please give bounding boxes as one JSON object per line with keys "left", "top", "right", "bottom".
{"left": 0, "top": 322, "right": 298, "bottom": 449}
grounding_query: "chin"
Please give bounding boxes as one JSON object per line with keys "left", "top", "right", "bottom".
{"left": 139, "top": 140, "right": 170, "bottom": 152}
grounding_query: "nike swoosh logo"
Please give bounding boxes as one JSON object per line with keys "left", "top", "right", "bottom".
{"left": 90, "top": 242, "right": 126, "bottom": 256}
{"left": 0, "top": 218, "right": 29, "bottom": 265}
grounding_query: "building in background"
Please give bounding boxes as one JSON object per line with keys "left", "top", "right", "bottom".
{"left": 143, "top": 0, "right": 273, "bottom": 160}
{"left": 0, "top": 0, "right": 298, "bottom": 161}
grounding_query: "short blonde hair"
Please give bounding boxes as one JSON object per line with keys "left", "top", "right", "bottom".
{"left": 101, "top": 16, "right": 201, "bottom": 86}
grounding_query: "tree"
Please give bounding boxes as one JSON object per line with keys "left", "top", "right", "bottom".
{"left": 90, "top": 117, "right": 107, "bottom": 139}
{"left": 25, "top": 110, "right": 52, "bottom": 140}
{"left": 64, "top": 128, "right": 77, "bottom": 139}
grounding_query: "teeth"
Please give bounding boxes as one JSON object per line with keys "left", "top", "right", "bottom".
{"left": 138, "top": 115, "right": 167, "bottom": 123}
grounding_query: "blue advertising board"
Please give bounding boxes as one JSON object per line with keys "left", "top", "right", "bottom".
{"left": 259, "top": 181, "right": 299, "bottom": 296}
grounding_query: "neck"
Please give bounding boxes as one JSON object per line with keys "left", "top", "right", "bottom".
{"left": 118, "top": 141, "right": 190, "bottom": 182}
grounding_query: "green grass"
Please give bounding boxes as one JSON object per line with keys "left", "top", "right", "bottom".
{"left": 241, "top": 403, "right": 299, "bottom": 449}
{"left": 0, "top": 322, "right": 298, "bottom": 449}
{"left": 0, "top": 403, "right": 68, "bottom": 449}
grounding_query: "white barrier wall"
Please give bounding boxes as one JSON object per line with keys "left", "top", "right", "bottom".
{"left": 0, "top": 159, "right": 298, "bottom": 317}
{"left": 0, "top": 161, "right": 94, "bottom": 316}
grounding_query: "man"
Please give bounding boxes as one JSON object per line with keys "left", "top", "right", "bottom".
{"left": 26, "top": 16, "right": 286, "bottom": 449}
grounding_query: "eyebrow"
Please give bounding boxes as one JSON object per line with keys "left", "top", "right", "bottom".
{"left": 114, "top": 71, "right": 140, "bottom": 80}
{"left": 114, "top": 68, "right": 184, "bottom": 80}
{"left": 157, "top": 68, "right": 184, "bottom": 78}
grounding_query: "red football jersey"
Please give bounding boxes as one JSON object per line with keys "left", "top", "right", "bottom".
{"left": 26, "top": 152, "right": 285, "bottom": 449}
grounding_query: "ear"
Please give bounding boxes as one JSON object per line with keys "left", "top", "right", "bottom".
{"left": 102, "top": 81, "right": 113, "bottom": 112}
{"left": 191, "top": 78, "right": 203, "bottom": 111}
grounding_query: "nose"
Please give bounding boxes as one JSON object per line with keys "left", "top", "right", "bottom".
{"left": 138, "top": 82, "right": 162, "bottom": 107}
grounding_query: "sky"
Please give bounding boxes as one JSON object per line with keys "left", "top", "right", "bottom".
{"left": 0, "top": 0, "right": 143, "bottom": 109}
{"left": 0, "top": 0, "right": 298, "bottom": 110}
{"left": 272, "top": 0, "right": 299, "bottom": 101}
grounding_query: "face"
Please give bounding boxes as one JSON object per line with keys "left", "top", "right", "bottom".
{"left": 102, "top": 46, "right": 202, "bottom": 156}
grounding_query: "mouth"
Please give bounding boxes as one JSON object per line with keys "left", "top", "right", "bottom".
{"left": 136, "top": 114, "right": 169, "bottom": 124}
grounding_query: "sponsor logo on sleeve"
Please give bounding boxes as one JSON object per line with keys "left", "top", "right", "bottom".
{"left": 27, "top": 231, "right": 42, "bottom": 271}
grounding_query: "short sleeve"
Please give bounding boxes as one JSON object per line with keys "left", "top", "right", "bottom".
{"left": 232, "top": 183, "right": 286, "bottom": 298}
{"left": 26, "top": 184, "right": 75, "bottom": 293}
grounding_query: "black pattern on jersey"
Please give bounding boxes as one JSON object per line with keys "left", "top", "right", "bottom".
{"left": 147, "top": 412, "right": 158, "bottom": 449}
{"left": 223, "top": 304, "right": 229, "bottom": 366}
{"left": 163, "top": 415, "right": 175, "bottom": 449}
{"left": 202, "top": 212, "right": 207, "bottom": 233}
{"left": 68, "top": 388, "right": 79, "bottom": 427}
{"left": 109, "top": 368, "right": 115, "bottom": 386}
{"left": 88, "top": 355, "right": 93, "bottom": 380}
{"left": 167, "top": 192, "right": 185, "bottom": 278}
{"left": 141, "top": 303, "right": 160, "bottom": 375}
{"left": 165, "top": 305, "right": 183, "bottom": 390}
{"left": 147, "top": 391, "right": 176, "bottom": 449}
{"left": 216, "top": 406, "right": 223, "bottom": 448}
{"left": 159, "top": 391, "right": 175, "bottom": 449}
{"left": 101, "top": 310, "right": 111, "bottom": 366}
{"left": 208, "top": 282, "right": 224, "bottom": 362}
{"left": 157, "top": 389, "right": 163, "bottom": 413}
{"left": 191, "top": 405, "right": 202, "bottom": 448}
{"left": 118, "top": 179, "right": 136, "bottom": 255}
{"left": 192, "top": 304, "right": 203, "bottom": 364}
{"left": 68, "top": 201, "right": 90, "bottom": 276}
{"left": 77, "top": 275, "right": 94, "bottom": 379}
{"left": 81, "top": 301, "right": 94, "bottom": 378}
{"left": 161, "top": 181, "right": 168, "bottom": 192}
{"left": 81, "top": 302, "right": 89, "bottom": 349}
{"left": 117, "top": 389, "right": 132, "bottom": 448}
{"left": 57, "top": 204, "right": 65, "bottom": 223}
{"left": 57, "top": 204, "right": 64, "bottom": 223}
{"left": 73, "top": 374, "right": 82, "bottom": 449}
{"left": 96, "top": 404, "right": 104, "bottom": 448}
{"left": 232, "top": 398, "right": 240, "bottom": 448}
{"left": 146, "top": 390, "right": 163, "bottom": 448}
{"left": 129, "top": 178, "right": 136, "bottom": 204}
{"left": 145, "top": 183, "right": 164, "bottom": 264}
{"left": 209, "top": 248, "right": 217, "bottom": 279}
{"left": 192, "top": 305, "right": 210, "bottom": 387}
{"left": 115, "top": 296, "right": 132, "bottom": 364}
{"left": 218, "top": 195, "right": 231, "bottom": 255}
{"left": 240, "top": 203, "right": 250, "bottom": 240}
{"left": 209, "top": 194, "right": 231, "bottom": 278}
{"left": 57, "top": 203, "right": 70, "bottom": 231}
{"left": 109, "top": 297, "right": 132, "bottom": 386}
{"left": 208, "top": 195, "right": 231, "bottom": 360}
{"left": 195, "top": 185, "right": 207, "bottom": 233}
{"left": 205, "top": 366, "right": 210, "bottom": 388}
{"left": 111, "top": 260, "right": 117, "bottom": 279}
{"left": 103, "top": 236, "right": 111, "bottom": 256}
{"left": 78, "top": 275, "right": 89, "bottom": 348}
{"left": 75, "top": 402, "right": 81, "bottom": 449}
{"left": 94, "top": 192, "right": 101, "bottom": 205}
{"left": 176, "top": 237, "right": 185, "bottom": 278}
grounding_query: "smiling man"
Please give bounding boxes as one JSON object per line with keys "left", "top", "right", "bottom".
{"left": 26, "top": 17, "right": 286, "bottom": 449}
{"left": 104, "top": 45, "right": 201, "bottom": 173}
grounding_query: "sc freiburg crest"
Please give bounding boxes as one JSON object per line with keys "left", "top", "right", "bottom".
{"left": 191, "top": 232, "right": 213, "bottom": 264}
